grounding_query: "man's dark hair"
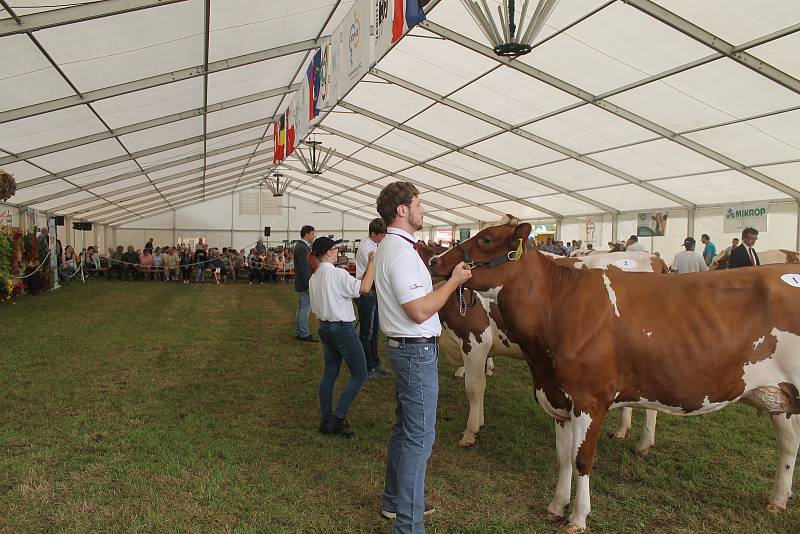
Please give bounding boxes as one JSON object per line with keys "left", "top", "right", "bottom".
{"left": 628, "top": 235, "right": 638, "bottom": 242}
{"left": 300, "top": 225, "right": 315, "bottom": 238}
{"left": 701, "top": 233, "right": 710, "bottom": 240}
{"left": 368, "top": 217, "right": 387, "bottom": 235}
{"left": 742, "top": 227, "right": 758, "bottom": 239}
{"left": 376, "top": 181, "right": 419, "bottom": 225}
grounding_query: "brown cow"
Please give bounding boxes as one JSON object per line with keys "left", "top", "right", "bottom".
{"left": 418, "top": 241, "right": 660, "bottom": 452}
{"left": 430, "top": 216, "right": 800, "bottom": 533}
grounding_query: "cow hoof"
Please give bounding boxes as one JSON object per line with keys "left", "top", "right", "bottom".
{"left": 561, "top": 523, "right": 586, "bottom": 534}
{"left": 458, "top": 433, "right": 477, "bottom": 448}
{"left": 454, "top": 368, "right": 465, "bottom": 378}
{"left": 546, "top": 503, "right": 566, "bottom": 519}
{"left": 610, "top": 430, "right": 628, "bottom": 440}
{"left": 485, "top": 369, "right": 494, "bottom": 377}
{"left": 636, "top": 445, "right": 653, "bottom": 457}
{"left": 767, "top": 501, "right": 786, "bottom": 513}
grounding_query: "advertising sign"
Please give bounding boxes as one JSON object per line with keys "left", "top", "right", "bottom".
{"left": 636, "top": 211, "right": 668, "bottom": 237}
{"left": 339, "top": 0, "right": 373, "bottom": 96}
{"left": 723, "top": 201, "right": 768, "bottom": 233}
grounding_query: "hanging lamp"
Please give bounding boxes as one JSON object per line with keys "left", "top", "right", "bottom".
{"left": 461, "top": 0, "right": 560, "bottom": 57}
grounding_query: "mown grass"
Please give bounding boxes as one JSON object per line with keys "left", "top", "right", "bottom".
{"left": 0, "top": 281, "right": 798, "bottom": 533}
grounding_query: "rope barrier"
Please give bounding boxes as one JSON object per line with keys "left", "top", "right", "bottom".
{"left": 12, "top": 249, "right": 51, "bottom": 280}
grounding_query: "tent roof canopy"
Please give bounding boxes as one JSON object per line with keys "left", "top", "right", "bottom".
{"left": 1, "top": 0, "right": 799, "bottom": 227}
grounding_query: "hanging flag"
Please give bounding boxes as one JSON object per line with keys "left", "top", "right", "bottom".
{"left": 285, "top": 101, "right": 296, "bottom": 157}
{"left": 340, "top": 0, "right": 373, "bottom": 95}
{"left": 296, "top": 72, "right": 310, "bottom": 141}
{"left": 392, "top": 0, "right": 426, "bottom": 43}
{"left": 273, "top": 116, "right": 286, "bottom": 163}
{"left": 306, "top": 49, "right": 323, "bottom": 122}
{"left": 318, "top": 33, "right": 341, "bottom": 110}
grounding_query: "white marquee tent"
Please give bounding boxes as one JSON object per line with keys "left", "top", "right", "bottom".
{"left": 1, "top": 0, "right": 799, "bottom": 260}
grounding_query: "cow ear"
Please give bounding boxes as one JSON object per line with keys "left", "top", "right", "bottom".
{"left": 513, "top": 223, "right": 532, "bottom": 243}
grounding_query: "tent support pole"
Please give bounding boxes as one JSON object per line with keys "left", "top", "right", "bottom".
{"left": 796, "top": 201, "right": 800, "bottom": 251}
{"left": 687, "top": 208, "right": 696, "bottom": 239}
{"left": 611, "top": 213, "right": 619, "bottom": 244}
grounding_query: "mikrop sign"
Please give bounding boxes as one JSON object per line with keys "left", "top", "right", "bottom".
{"left": 723, "top": 201, "right": 768, "bottom": 233}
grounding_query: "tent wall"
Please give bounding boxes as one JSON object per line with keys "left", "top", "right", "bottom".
{"left": 0, "top": 202, "right": 19, "bottom": 227}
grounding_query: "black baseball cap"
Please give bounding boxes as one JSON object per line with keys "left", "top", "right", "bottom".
{"left": 312, "top": 236, "right": 342, "bottom": 255}
{"left": 683, "top": 237, "right": 696, "bottom": 247}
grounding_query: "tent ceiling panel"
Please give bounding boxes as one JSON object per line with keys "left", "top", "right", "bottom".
{"left": 345, "top": 79, "right": 435, "bottom": 123}
{"left": 565, "top": 2, "right": 714, "bottom": 76}
{"left": 7, "top": 181, "right": 75, "bottom": 204}
{"left": 684, "top": 119, "right": 800, "bottom": 167}
{"left": 525, "top": 193, "right": 605, "bottom": 216}
{"left": 377, "top": 27, "right": 497, "bottom": 95}
{"left": 30, "top": 138, "right": 126, "bottom": 173}
{"left": 372, "top": 129, "right": 449, "bottom": 161}
{"left": 451, "top": 205, "right": 502, "bottom": 222}
{"left": 119, "top": 190, "right": 162, "bottom": 205}
{"left": 449, "top": 65, "right": 581, "bottom": 125}
{"left": 0, "top": 35, "right": 76, "bottom": 112}
{"left": 135, "top": 141, "right": 205, "bottom": 168}
{"left": 429, "top": 151, "right": 506, "bottom": 181}
{"left": 353, "top": 184, "right": 383, "bottom": 197}
{"left": 156, "top": 171, "right": 206, "bottom": 190}
{"left": 399, "top": 166, "right": 460, "bottom": 189}
{"left": 440, "top": 183, "right": 505, "bottom": 204}
{"left": 205, "top": 127, "right": 267, "bottom": 150}
{"left": 657, "top": 0, "right": 800, "bottom": 44}
{"left": 312, "top": 171, "right": 364, "bottom": 190}
{"left": 347, "top": 147, "right": 413, "bottom": 173}
{"left": 419, "top": 191, "right": 468, "bottom": 210}
{"left": 580, "top": 184, "right": 681, "bottom": 211}
{"left": 342, "top": 190, "right": 378, "bottom": 205}
{"left": 35, "top": 191, "right": 95, "bottom": 211}
{"left": 484, "top": 201, "right": 551, "bottom": 220}
{"left": 476, "top": 174, "right": 558, "bottom": 198}
{"left": 206, "top": 52, "right": 307, "bottom": 104}
{"left": 206, "top": 98, "right": 281, "bottom": 132}
{"left": 328, "top": 160, "right": 385, "bottom": 181}
{"left": 405, "top": 103, "right": 500, "bottom": 147}
{"left": 119, "top": 116, "right": 204, "bottom": 153}
{"left": 523, "top": 104, "right": 656, "bottom": 154}
{"left": 522, "top": 159, "right": 625, "bottom": 191}
{"left": 655, "top": 58, "right": 800, "bottom": 120}
{"left": 68, "top": 160, "right": 141, "bottom": 186}
{"left": 209, "top": 0, "right": 332, "bottom": 61}
{"left": 105, "top": 184, "right": 158, "bottom": 202}
{"left": 0, "top": 105, "right": 106, "bottom": 154}
{"left": 35, "top": 1, "right": 204, "bottom": 93}
{"left": 301, "top": 131, "right": 364, "bottom": 157}
{"left": 754, "top": 162, "right": 800, "bottom": 192}
{"left": 322, "top": 108, "right": 394, "bottom": 143}
{"left": 321, "top": 1, "right": 356, "bottom": 36}
{"left": 2, "top": 0, "right": 97, "bottom": 17}
{"left": 426, "top": 211, "right": 471, "bottom": 225}
{"left": 1, "top": 160, "right": 46, "bottom": 184}
{"left": 68, "top": 199, "right": 108, "bottom": 213}
{"left": 148, "top": 161, "right": 205, "bottom": 180}
{"left": 470, "top": 133, "right": 564, "bottom": 170}
{"left": 653, "top": 170, "right": 791, "bottom": 205}
{"left": 301, "top": 178, "right": 346, "bottom": 194}
{"left": 90, "top": 77, "right": 204, "bottom": 128}
{"left": 591, "top": 139, "right": 727, "bottom": 181}
{"left": 750, "top": 32, "right": 800, "bottom": 80}
{"left": 90, "top": 176, "right": 153, "bottom": 195}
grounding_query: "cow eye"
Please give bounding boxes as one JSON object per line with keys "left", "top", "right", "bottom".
{"left": 480, "top": 237, "right": 492, "bottom": 244}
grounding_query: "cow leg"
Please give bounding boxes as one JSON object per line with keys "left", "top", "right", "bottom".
{"left": 485, "top": 357, "right": 495, "bottom": 376}
{"left": 547, "top": 420, "right": 573, "bottom": 518}
{"left": 611, "top": 407, "right": 633, "bottom": 440}
{"left": 636, "top": 410, "right": 658, "bottom": 456}
{"left": 459, "top": 351, "right": 488, "bottom": 448}
{"left": 454, "top": 366, "right": 465, "bottom": 378}
{"left": 768, "top": 414, "right": 800, "bottom": 511}
{"left": 565, "top": 407, "right": 608, "bottom": 533}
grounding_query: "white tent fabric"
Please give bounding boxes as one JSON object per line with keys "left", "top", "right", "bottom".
{"left": 1, "top": 0, "right": 799, "bottom": 246}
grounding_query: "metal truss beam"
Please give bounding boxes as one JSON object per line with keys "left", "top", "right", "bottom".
{"left": 0, "top": 86, "right": 291, "bottom": 166}
{"left": 0, "top": 38, "right": 320, "bottom": 125}
{"left": 370, "top": 68, "right": 695, "bottom": 209}
{"left": 0, "top": 0, "right": 188, "bottom": 37}
{"left": 421, "top": 20, "right": 800, "bottom": 201}
{"left": 624, "top": 0, "right": 800, "bottom": 96}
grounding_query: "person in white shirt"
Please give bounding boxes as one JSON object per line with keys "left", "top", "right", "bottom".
{"left": 374, "top": 181, "right": 472, "bottom": 532}
{"left": 625, "top": 235, "right": 646, "bottom": 252}
{"left": 309, "top": 236, "right": 376, "bottom": 439}
{"left": 671, "top": 237, "right": 709, "bottom": 273}
{"left": 356, "top": 218, "right": 389, "bottom": 378}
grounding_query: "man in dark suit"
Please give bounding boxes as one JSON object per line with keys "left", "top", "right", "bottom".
{"left": 728, "top": 227, "right": 760, "bottom": 269}
{"left": 294, "top": 225, "right": 317, "bottom": 342}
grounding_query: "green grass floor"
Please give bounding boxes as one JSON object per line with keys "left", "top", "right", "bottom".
{"left": 1, "top": 281, "right": 799, "bottom": 533}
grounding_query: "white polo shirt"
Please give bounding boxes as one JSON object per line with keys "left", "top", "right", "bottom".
{"left": 356, "top": 237, "right": 379, "bottom": 279}
{"left": 309, "top": 262, "right": 361, "bottom": 322}
{"left": 671, "top": 250, "right": 709, "bottom": 273}
{"left": 375, "top": 228, "right": 441, "bottom": 338}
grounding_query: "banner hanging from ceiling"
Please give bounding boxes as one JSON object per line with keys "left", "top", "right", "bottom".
{"left": 318, "top": 30, "right": 342, "bottom": 111}
{"left": 340, "top": 0, "right": 374, "bottom": 96}
{"left": 723, "top": 201, "right": 768, "bottom": 233}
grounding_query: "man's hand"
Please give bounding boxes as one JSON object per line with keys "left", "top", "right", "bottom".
{"left": 367, "top": 251, "right": 375, "bottom": 263}
{"left": 451, "top": 261, "right": 472, "bottom": 284}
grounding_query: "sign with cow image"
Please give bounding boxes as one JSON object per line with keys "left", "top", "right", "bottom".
{"left": 724, "top": 201, "right": 768, "bottom": 233}
{"left": 636, "top": 211, "right": 668, "bottom": 237}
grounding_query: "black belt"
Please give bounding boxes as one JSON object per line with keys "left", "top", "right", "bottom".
{"left": 320, "top": 320, "right": 354, "bottom": 324}
{"left": 389, "top": 336, "right": 438, "bottom": 344}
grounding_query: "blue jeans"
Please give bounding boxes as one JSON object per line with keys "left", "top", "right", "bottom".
{"left": 295, "top": 291, "right": 311, "bottom": 337}
{"left": 383, "top": 340, "right": 439, "bottom": 534}
{"left": 318, "top": 321, "right": 368, "bottom": 419}
{"left": 356, "top": 292, "right": 380, "bottom": 371}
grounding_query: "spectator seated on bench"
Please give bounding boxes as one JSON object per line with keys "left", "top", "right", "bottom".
{"left": 121, "top": 246, "right": 139, "bottom": 280}
{"left": 163, "top": 247, "right": 180, "bottom": 281}
{"left": 139, "top": 249, "right": 154, "bottom": 280}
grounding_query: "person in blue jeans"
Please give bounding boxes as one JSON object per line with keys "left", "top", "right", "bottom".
{"left": 374, "top": 181, "right": 472, "bottom": 533}
{"left": 356, "top": 218, "right": 388, "bottom": 377}
{"left": 294, "top": 225, "right": 316, "bottom": 342}
{"left": 309, "top": 236, "right": 376, "bottom": 438}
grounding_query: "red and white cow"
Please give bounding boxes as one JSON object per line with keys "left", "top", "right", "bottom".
{"left": 418, "top": 241, "right": 663, "bottom": 452}
{"left": 431, "top": 217, "right": 800, "bottom": 533}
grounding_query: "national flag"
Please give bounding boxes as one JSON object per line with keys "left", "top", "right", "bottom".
{"left": 392, "top": 0, "right": 426, "bottom": 43}
{"left": 307, "top": 49, "right": 323, "bottom": 121}
{"left": 285, "top": 104, "right": 296, "bottom": 157}
{"left": 273, "top": 116, "right": 286, "bottom": 163}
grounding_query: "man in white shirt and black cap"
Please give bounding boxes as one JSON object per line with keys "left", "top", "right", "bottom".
{"left": 309, "top": 235, "right": 376, "bottom": 438}
{"left": 356, "top": 218, "right": 389, "bottom": 378}
{"left": 374, "top": 181, "right": 472, "bottom": 532}
{"left": 671, "top": 237, "right": 709, "bottom": 274}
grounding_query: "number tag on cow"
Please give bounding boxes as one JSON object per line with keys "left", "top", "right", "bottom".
{"left": 781, "top": 273, "right": 800, "bottom": 287}
{"left": 614, "top": 259, "right": 637, "bottom": 270}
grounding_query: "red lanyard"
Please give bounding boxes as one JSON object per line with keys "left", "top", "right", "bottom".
{"left": 388, "top": 231, "right": 417, "bottom": 249}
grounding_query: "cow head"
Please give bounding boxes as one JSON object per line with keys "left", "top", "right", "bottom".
{"left": 430, "top": 215, "right": 532, "bottom": 289}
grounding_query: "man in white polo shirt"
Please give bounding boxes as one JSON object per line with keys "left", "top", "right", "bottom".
{"left": 375, "top": 181, "right": 472, "bottom": 533}
{"left": 309, "top": 236, "right": 376, "bottom": 438}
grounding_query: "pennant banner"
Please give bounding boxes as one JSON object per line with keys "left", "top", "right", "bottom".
{"left": 318, "top": 32, "right": 341, "bottom": 110}
{"left": 340, "top": 0, "right": 373, "bottom": 96}
{"left": 392, "top": 0, "right": 426, "bottom": 44}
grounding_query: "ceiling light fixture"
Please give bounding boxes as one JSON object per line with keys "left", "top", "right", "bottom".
{"left": 461, "top": 0, "right": 560, "bottom": 57}
{"left": 294, "top": 139, "right": 336, "bottom": 175}
{"left": 263, "top": 172, "right": 291, "bottom": 197}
